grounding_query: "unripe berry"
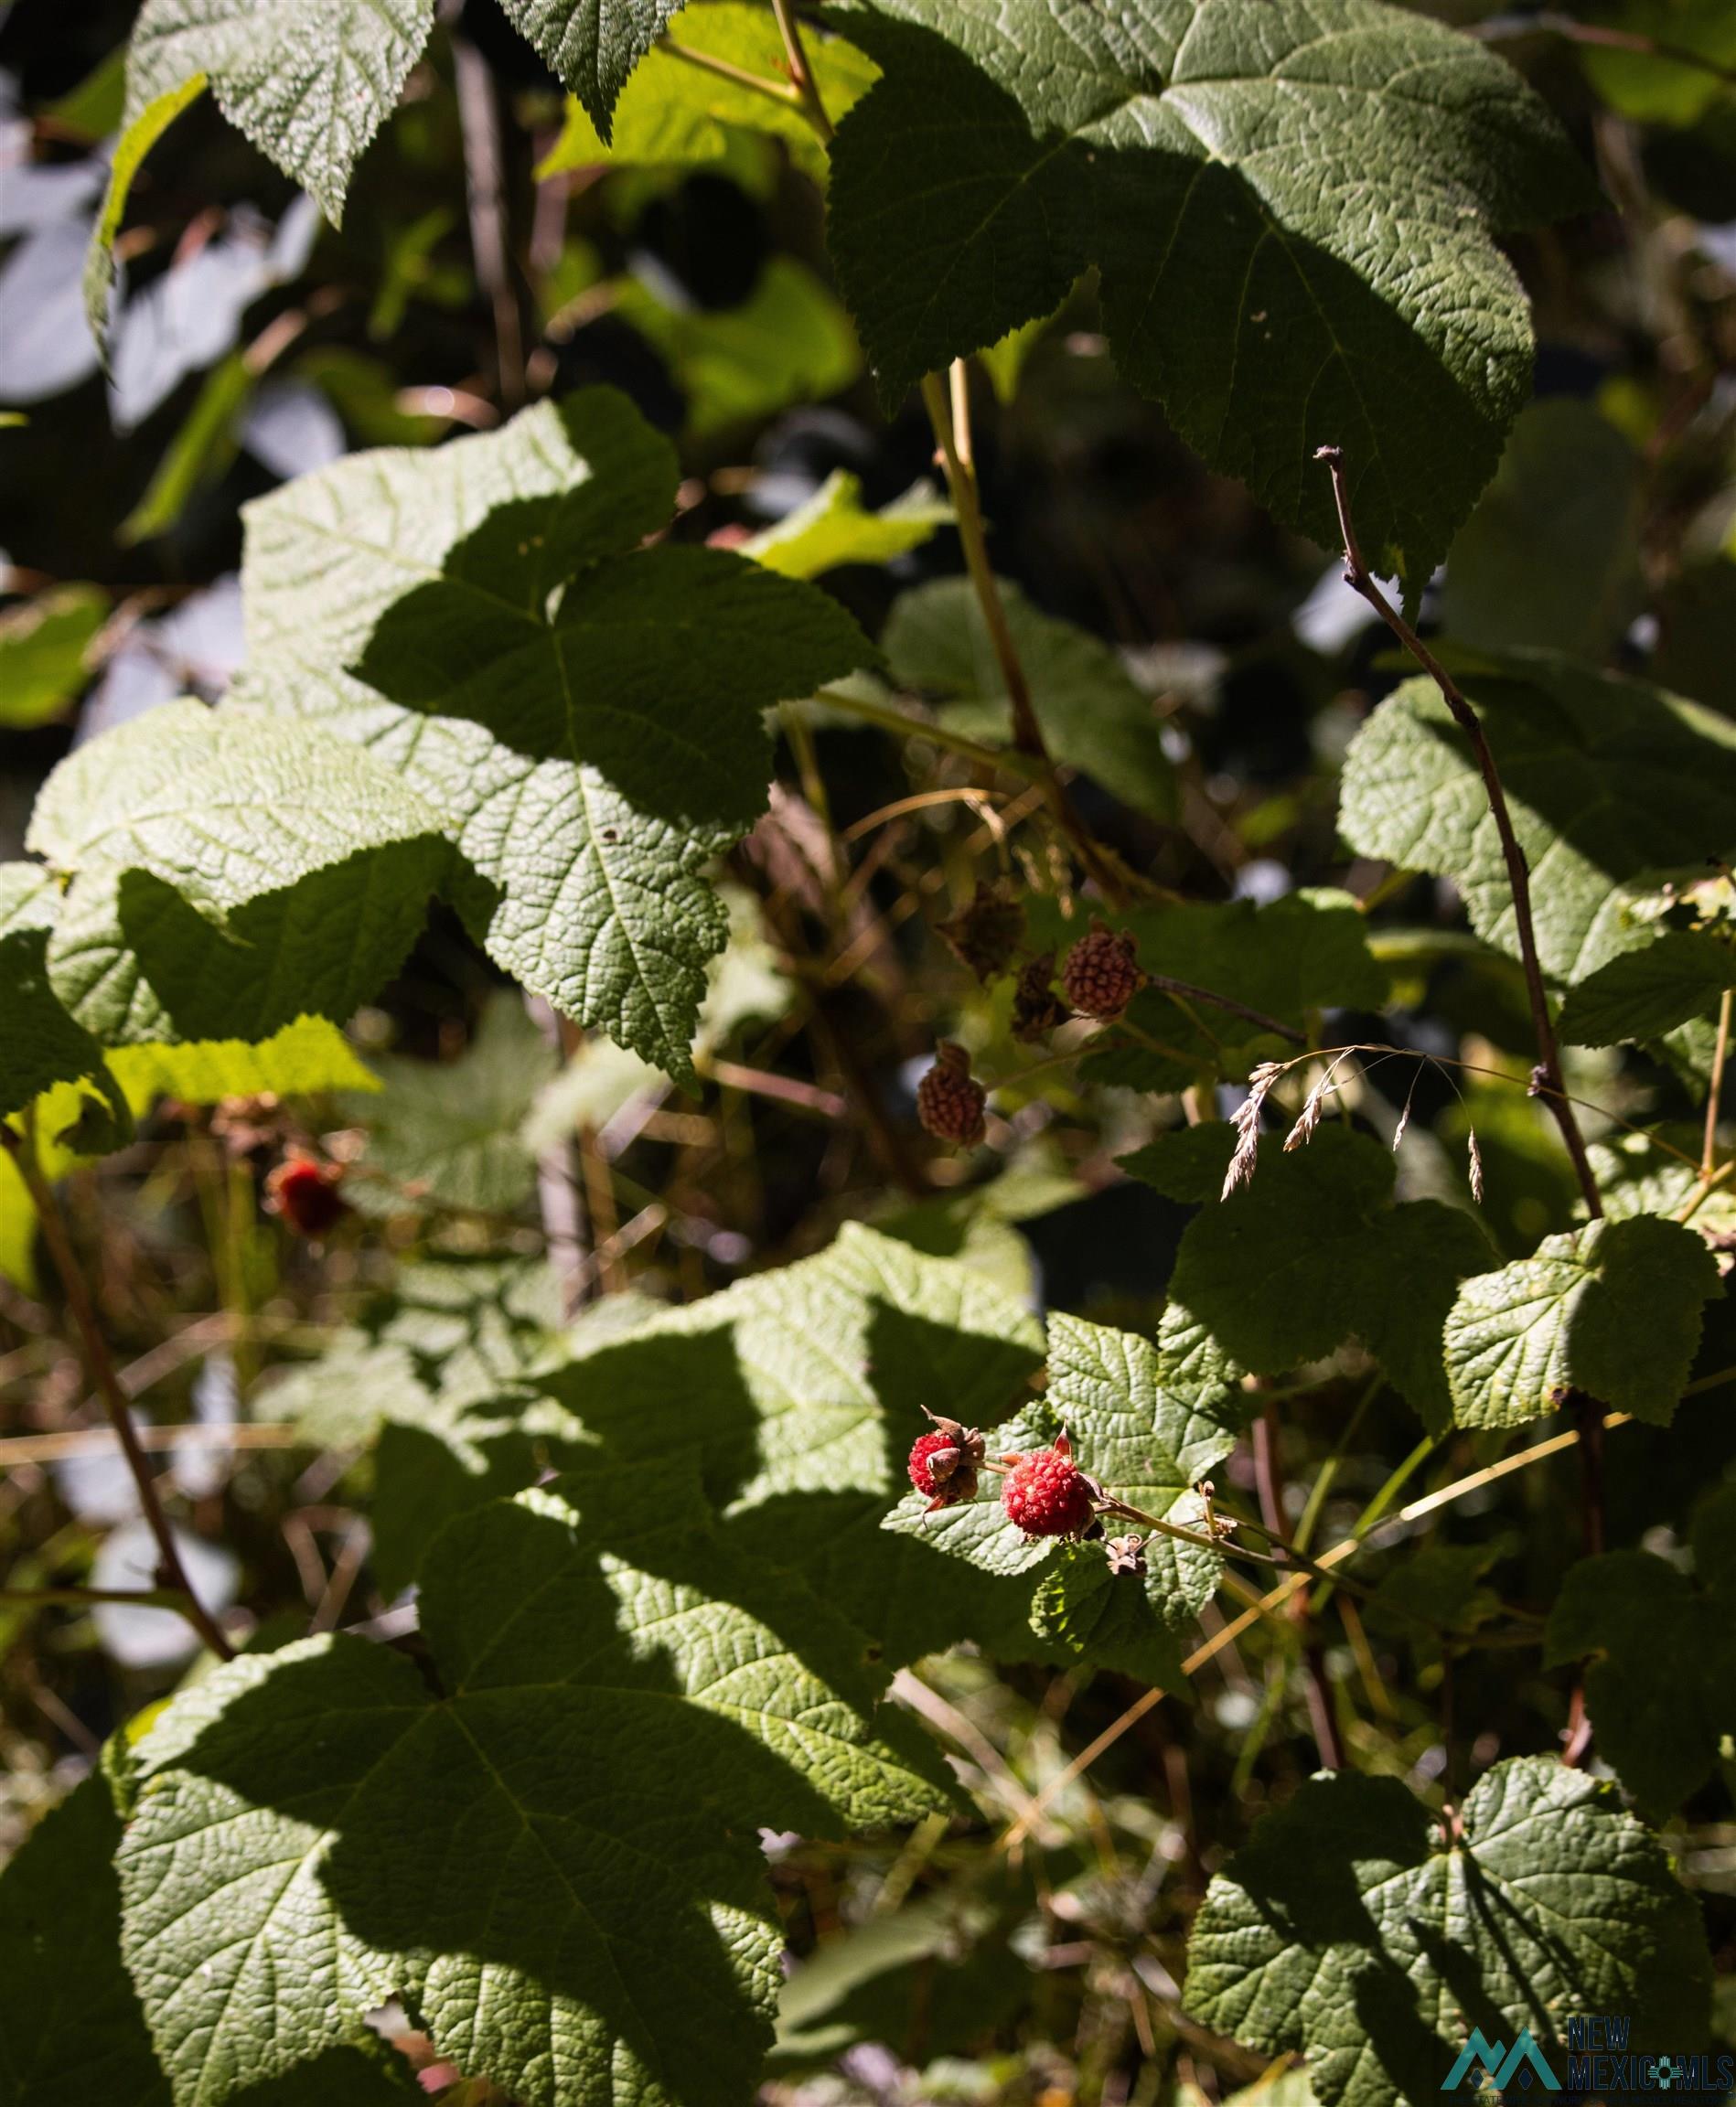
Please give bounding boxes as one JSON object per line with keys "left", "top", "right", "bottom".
{"left": 916, "top": 1042, "right": 987, "bottom": 1147}
{"left": 1002, "top": 1437, "right": 1097, "bottom": 1538}
{"left": 265, "top": 1151, "right": 346, "bottom": 1237}
{"left": 1062, "top": 920, "right": 1145, "bottom": 1021}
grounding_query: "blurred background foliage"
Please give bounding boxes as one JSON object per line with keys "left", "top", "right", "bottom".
{"left": 3, "top": 2, "right": 1736, "bottom": 2102}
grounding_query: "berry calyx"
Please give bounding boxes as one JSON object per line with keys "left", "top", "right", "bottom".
{"left": 906, "top": 1412, "right": 985, "bottom": 1511}
{"left": 1002, "top": 1435, "right": 1098, "bottom": 1538}
{"left": 265, "top": 1151, "right": 346, "bottom": 1237}
{"left": 936, "top": 881, "right": 1023, "bottom": 983}
{"left": 1061, "top": 920, "right": 1145, "bottom": 1021}
{"left": 1011, "top": 952, "right": 1068, "bottom": 1043}
{"left": 916, "top": 1042, "right": 987, "bottom": 1147}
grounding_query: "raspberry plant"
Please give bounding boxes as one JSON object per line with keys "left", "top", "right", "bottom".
{"left": 2, "top": 4, "right": 1735, "bottom": 2105}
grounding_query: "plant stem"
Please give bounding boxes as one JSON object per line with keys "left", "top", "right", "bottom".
{"left": 920, "top": 372, "right": 1129, "bottom": 906}
{"left": 3, "top": 1124, "right": 234, "bottom": 1659}
{"left": 769, "top": 0, "right": 836, "bottom": 140}
{"left": 1702, "top": 985, "right": 1731, "bottom": 1181}
{"left": 1143, "top": 972, "right": 1306, "bottom": 1045}
{"left": 1252, "top": 1404, "right": 1344, "bottom": 1768}
{"left": 810, "top": 686, "right": 1036, "bottom": 775}
{"left": 0, "top": 1583, "right": 196, "bottom": 1611}
{"left": 660, "top": 36, "right": 807, "bottom": 108}
{"left": 1315, "top": 447, "right": 1602, "bottom": 1221}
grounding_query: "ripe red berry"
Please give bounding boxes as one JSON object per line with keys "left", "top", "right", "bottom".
{"left": 265, "top": 1152, "right": 346, "bottom": 1237}
{"left": 907, "top": 1417, "right": 984, "bottom": 1511}
{"left": 916, "top": 1042, "right": 987, "bottom": 1147}
{"left": 1061, "top": 921, "right": 1144, "bottom": 1021}
{"left": 908, "top": 1432, "right": 958, "bottom": 1497}
{"left": 1002, "top": 1439, "right": 1097, "bottom": 1538}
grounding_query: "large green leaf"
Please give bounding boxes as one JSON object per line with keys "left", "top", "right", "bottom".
{"left": 1128, "top": 1124, "right": 1495, "bottom": 1431}
{"left": 0, "top": 583, "right": 105, "bottom": 728}
{"left": 116, "top": 1469, "right": 948, "bottom": 2107}
{"left": 1339, "top": 657, "right": 1736, "bottom": 985}
{"left": 1444, "top": 1214, "right": 1721, "bottom": 1429}
{"left": 237, "top": 390, "right": 869, "bottom": 1081}
{"left": 22, "top": 701, "right": 447, "bottom": 1048}
{"left": 0, "top": 1775, "right": 169, "bottom": 2107}
{"left": 1545, "top": 1482, "right": 1736, "bottom": 1819}
{"left": 86, "top": 0, "right": 435, "bottom": 338}
{"left": 885, "top": 577, "right": 1173, "bottom": 821}
{"left": 1183, "top": 1757, "right": 1711, "bottom": 2107}
{"left": 823, "top": 0, "right": 1593, "bottom": 577}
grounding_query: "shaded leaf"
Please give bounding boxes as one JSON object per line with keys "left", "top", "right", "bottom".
{"left": 1184, "top": 1757, "right": 1711, "bottom": 2107}
{"left": 824, "top": 0, "right": 1593, "bottom": 576}
{"left": 1444, "top": 1214, "right": 1721, "bottom": 1428}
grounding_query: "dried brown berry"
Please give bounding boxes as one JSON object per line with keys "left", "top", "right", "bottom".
{"left": 264, "top": 1151, "right": 346, "bottom": 1237}
{"left": 906, "top": 1411, "right": 985, "bottom": 1510}
{"left": 936, "top": 881, "right": 1024, "bottom": 983}
{"left": 1061, "top": 920, "right": 1145, "bottom": 1021}
{"left": 1103, "top": 1534, "right": 1148, "bottom": 1577}
{"left": 916, "top": 1043, "right": 987, "bottom": 1147}
{"left": 1011, "top": 953, "right": 1068, "bottom": 1043}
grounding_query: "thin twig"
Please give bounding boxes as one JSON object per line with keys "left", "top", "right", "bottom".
{"left": 1315, "top": 447, "right": 1602, "bottom": 1220}
{"left": 1253, "top": 1404, "right": 1343, "bottom": 1768}
{"left": 921, "top": 373, "right": 1130, "bottom": 906}
{"left": 1471, "top": 9, "right": 1736, "bottom": 88}
{"left": 2, "top": 1123, "right": 233, "bottom": 1659}
{"left": 1143, "top": 973, "right": 1306, "bottom": 1045}
{"left": 1702, "top": 986, "right": 1731, "bottom": 1182}
{"left": 450, "top": 13, "right": 525, "bottom": 407}
{"left": 659, "top": 35, "right": 807, "bottom": 108}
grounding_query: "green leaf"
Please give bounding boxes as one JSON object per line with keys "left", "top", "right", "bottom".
{"left": 1558, "top": 929, "right": 1736, "bottom": 1046}
{"left": 0, "top": 868, "right": 123, "bottom": 1130}
{"left": 342, "top": 993, "right": 556, "bottom": 1217}
{"left": 743, "top": 470, "right": 949, "bottom": 578}
{"left": 500, "top": 0, "right": 689, "bottom": 135}
{"left": 0, "top": 583, "right": 106, "bottom": 728}
{"left": 86, "top": 0, "right": 434, "bottom": 347}
{"left": 105, "top": 1017, "right": 380, "bottom": 1107}
{"left": 612, "top": 258, "right": 862, "bottom": 437}
{"left": 823, "top": 0, "right": 1593, "bottom": 577}
{"left": 1134, "top": 1125, "right": 1495, "bottom": 1431}
{"left": 536, "top": 3, "right": 877, "bottom": 184}
{"left": 885, "top": 577, "right": 1173, "bottom": 821}
{"left": 1545, "top": 1483, "right": 1736, "bottom": 1818}
{"left": 1030, "top": 1541, "right": 1191, "bottom": 1686}
{"left": 238, "top": 390, "right": 869, "bottom": 1081}
{"left": 1045, "top": 1305, "right": 1243, "bottom": 1622}
{"left": 24, "top": 700, "right": 447, "bottom": 1047}
{"left": 1444, "top": 1214, "right": 1721, "bottom": 1428}
{"left": 1183, "top": 1756, "right": 1711, "bottom": 2107}
{"left": 1587, "top": 1125, "right": 1736, "bottom": 1241}
{"left": 116, "top": 1469, "right": 950, "bottom": 2107}
{"left": 1339, "top": 658, "right": 1736, "bottom": 984}
{"left": 1441, "top": 401, "right": 1643, "bottom": 658}
{"left": 0, "top": 1774, "right": 169, "bottom": 2107}
{"left": 541, "top": 1221, "right": 1052, "bottom": 1663}
{"left": 83, "top": 73, "right": 208, "bottom": 348}
{"left": 1579, "top": 0, "right": 1736, "bottom": 126}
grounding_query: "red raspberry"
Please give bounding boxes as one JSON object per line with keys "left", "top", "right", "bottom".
{"left": 1002, "top": 1437, "right": 1097, "bottom": 1538}
{"left": 265, "top": 1152, "right": 346, "bottom": 1237}
{"left": 906, "top": 1415, "right": 984, "bottom": 1510}
{"left": 1061, "top": 920, "right": 1145, "bottom": 1021}
{"left": 916, "top": 1043, "right": 987, "bottom": 1148}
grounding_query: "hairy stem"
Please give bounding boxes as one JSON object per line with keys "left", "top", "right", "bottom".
{"left": 3, "top": 1123, "right": 234, "bottom": 1659}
